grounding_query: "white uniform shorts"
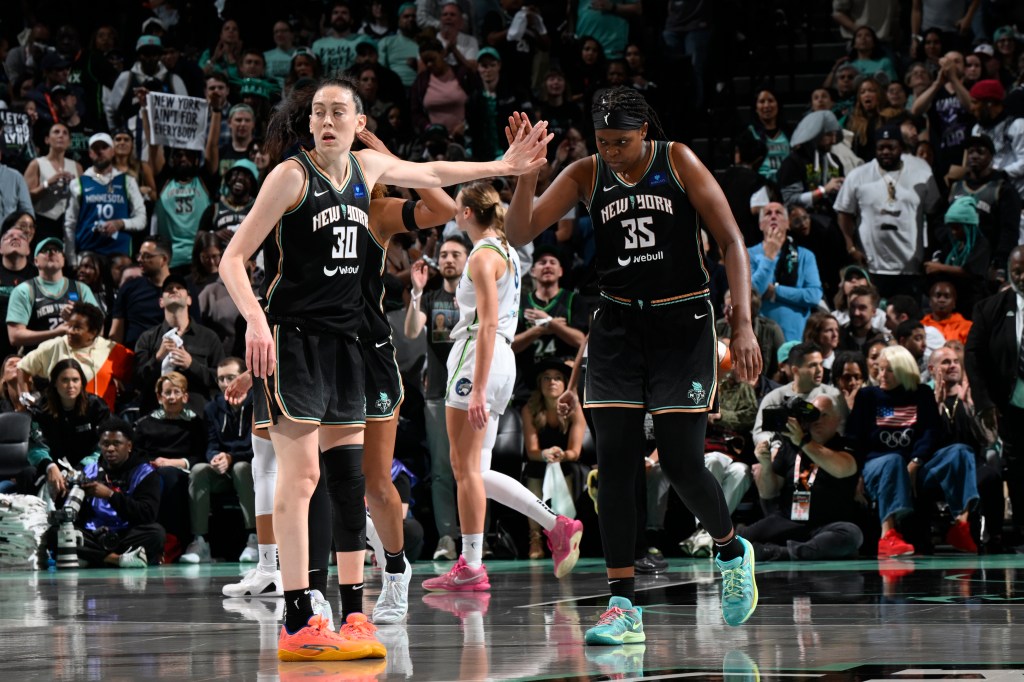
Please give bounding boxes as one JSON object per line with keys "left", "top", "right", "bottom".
{"left": 445, "top": 336, "right": 515, "bottom": 415}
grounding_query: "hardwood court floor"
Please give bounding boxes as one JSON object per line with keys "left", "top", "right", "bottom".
{"left": 2, "top": 555, "right": 1024, "bottom": 680}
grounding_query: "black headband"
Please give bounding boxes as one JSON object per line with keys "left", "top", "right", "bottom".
{"left": 593, "top": 109, "right": 646, "bottom": 130}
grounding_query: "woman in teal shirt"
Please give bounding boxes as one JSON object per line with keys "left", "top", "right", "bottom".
{"left": 736, "top": 88, "right": 790, "bottom": 183}
{"left": 848, "top": 26, "right": 898, "bottom": 83}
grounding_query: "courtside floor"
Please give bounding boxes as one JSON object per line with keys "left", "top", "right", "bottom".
{"left": 2, "top": 555, "right": 1024, "bottom": 680}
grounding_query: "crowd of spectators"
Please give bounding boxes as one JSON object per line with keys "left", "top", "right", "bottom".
{"left": 1, "top": 0, "right": 1024, "bottom": 568}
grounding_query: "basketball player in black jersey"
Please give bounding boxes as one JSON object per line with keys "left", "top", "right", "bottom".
{"left": 504, "top": 88, "right": 764, "bottom": 644}
{"left": 352, "top": 128, "right": 457, "bottom": 625}
{"left": 220, "top": 76, "right": 551, "bottom": 661}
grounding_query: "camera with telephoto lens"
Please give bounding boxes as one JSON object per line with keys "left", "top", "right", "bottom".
{"left": 761, "top": 395, "right": 821, "bottom": 433}
{"left": 48, "top": 468, "right": 91, "bottom": 569}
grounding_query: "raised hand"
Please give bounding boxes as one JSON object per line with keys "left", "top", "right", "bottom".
{"left": 502, "top": 116, "right": 551, "bottom": 175}
{"left": 411, "top": 259, "right": 430, "bottom": 293}
{"left": 505, "top": 111, "right": 534, "bottom": 146}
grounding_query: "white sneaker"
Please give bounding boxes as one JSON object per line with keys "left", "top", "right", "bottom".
{"left": 223, "top": 597, "right": 284, "bottom": 623}
{"left": 118, "top": 546, "right": 148, "bottom": 568}
{"left": 180, "top": 536, "right": 211, "bottom": 564}
{"left": 377, "top": 624, "right": 412, "bottom": 677}
{"left": 691, "top": 530, "right": 714, "bottom": 558}
{"left": 433, "top": 535, "right": 457, "bottom": 561}
{"left": 238, "top": 533, "right": 259, "bottom": 562}
{"left": 222, "top": 567, "right": 283, "bottom": 597}
{"left": 310, "top": 588, "right": 335, "bottom": 631}
{"left": 373, "top": 558, "right": 412, "bottom": 624}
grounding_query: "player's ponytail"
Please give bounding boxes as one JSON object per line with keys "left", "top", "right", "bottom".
{"left": 460, "top": 181, "right": 508, "bottom": 250}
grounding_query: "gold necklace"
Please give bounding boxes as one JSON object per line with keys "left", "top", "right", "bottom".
{"left": 878, "top": 162, "right": 903, "bottom": 201}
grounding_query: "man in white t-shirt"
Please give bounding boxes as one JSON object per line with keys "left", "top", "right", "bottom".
{"left": 834, "top": 123, "right": 941, "bottom": 300}
{"left": 437, "top": 0, "right": 479, "bottom": 71}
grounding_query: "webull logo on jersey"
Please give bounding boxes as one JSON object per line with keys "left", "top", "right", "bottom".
{"left": 600, "top": 195, "right": 674, "bottom": 224}
{"left": 312, "top": 204, "right": 370, "bottom": 231}
{"left": 617, "top": 250, "right": 665, "bottom": 267}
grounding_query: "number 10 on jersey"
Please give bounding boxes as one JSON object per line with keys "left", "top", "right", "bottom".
{"left": 623, "top": 217, "right": 655, "bottom": 250}
{"left": 332, "top": 224, "right": 358, "bottom": 259}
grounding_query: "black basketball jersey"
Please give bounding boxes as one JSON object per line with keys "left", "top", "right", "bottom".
{"left": 261, "top": 150, "right": 370, "bottom": 336}
{"left": 28, "top": 277, "right": 84, "bottom": 333}
{"left": 360, "top": 225, "right": 392, "bottom": 343}
{"left": 585, "top": 141, "right": 709, "bottom": 300}
{"left": 356, "top": 199, "right": 415, "bottom": 342}
{"left": 206, "top": 198, "right": 253, "bottom": 235}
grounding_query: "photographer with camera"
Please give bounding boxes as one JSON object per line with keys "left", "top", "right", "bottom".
{"left": 847, "top": 345, "right": 978, "bottom": 557}
{"left": 745, "top": 394, "right": 863, "bottom": 561}
{"left": 753, "top": 342, "right": 846, "bottom": 446}
{"left": 67, "top": 417, "right": 164, "bottom": 568}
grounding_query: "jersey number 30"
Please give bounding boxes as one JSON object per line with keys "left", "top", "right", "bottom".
{"left": 332, "top": 224, "right": 358, "bottom": 259}
{"left": 622, "top": 217, "right": 655, "bottom": 250}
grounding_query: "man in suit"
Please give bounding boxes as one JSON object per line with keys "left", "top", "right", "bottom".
{"left": 965, "top": 245, "right": 1024, "bottom": 541}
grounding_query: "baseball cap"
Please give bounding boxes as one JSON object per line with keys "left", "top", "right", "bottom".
{"left": 227, "top": 158, "right": 260, "bottom": 182}
{"left": 41, "top": 52, "right": 70, "bottom": 71}
{"left": 532, "top": 244, "right": 563, "bottom": 265}
{"left": 136, "top": 35, "right": 163, "bottom": 52}
{"left": 964, "top": 134, "right": 996, "bottom": 153}
{"left": 34, "top": 237, "right": 64, "bottom": 257}
{"left": 873, "top": 123, "right": 903, "bottom": 144}
{"left": 777, "top": 340, "right": 799, "bottom": 366}
{"left": 973, "top": 43, "right": 995, "bottom": 57}
{"left": 477, "top": 47, "right": 501, "bottom": 63}
{"left": 841, "top": 264, "right": 871, "bottom": 282}
{"left": 88, "top": 132, "right": 114, "bottom": 149}
{"left": 142, "top": 17, "right": 167, "bottom": 33}
{"left": 994, "top": 26, "right": 1017, "bottom": 42}
{"left": 161, "top": 273, "right": 190, "bottom": 294}
{"left": 531, "top": 357, "right": 572, "bottom": 386}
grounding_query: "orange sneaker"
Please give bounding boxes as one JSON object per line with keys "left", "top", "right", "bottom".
{"left": 339, "top": 612, "right": 387, "bottom": 658}
{"left": 278, "top": 614, "right": 376, "bottom": 662}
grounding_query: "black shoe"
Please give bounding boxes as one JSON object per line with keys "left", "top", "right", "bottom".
{"left": 755, "top": 542, "right": 789, "bottom": 562}
{"left": 634, "top": 547, "right": 669, "bottom": 574}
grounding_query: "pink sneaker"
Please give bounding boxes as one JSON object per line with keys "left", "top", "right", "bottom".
{"left": 546, "top": 515, "right": 584, "bottom": 578}
{"left": 422, "top": 556, "right": 491, "bottom": 592}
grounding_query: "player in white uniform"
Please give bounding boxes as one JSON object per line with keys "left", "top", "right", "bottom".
{"left": 422, "top": 181, "right": 583, "bottom": 592}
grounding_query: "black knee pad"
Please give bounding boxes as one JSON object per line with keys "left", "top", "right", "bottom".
{"left": 323, "top": 445, "right": 367, "bottom": 552}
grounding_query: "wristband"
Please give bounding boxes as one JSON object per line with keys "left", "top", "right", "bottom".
{"left": 800, "top": 432, "right": 812, "bottom": 447}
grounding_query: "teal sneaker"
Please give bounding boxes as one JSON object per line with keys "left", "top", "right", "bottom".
{"left": 715, "top": 536, "right": 758, "bottom": 626}
{"left": 585, "top": 643, "right": 646, "bottom": 675}
{"left": 584, "top": 596, "right": 645, "bottom": 646}
{"left": 722, "top": 650, "right": 760, "bottom": 681}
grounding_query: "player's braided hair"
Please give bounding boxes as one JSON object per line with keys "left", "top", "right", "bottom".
{"left": 591, "top": 86, "right": 666, "bottom": 139}
{"left": 265, "top": 77, "right": 364, "bottom": 162}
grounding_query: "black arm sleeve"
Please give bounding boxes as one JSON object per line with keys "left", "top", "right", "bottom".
{"left": 402, "top": 199, "right": 419, "bottom": 231}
